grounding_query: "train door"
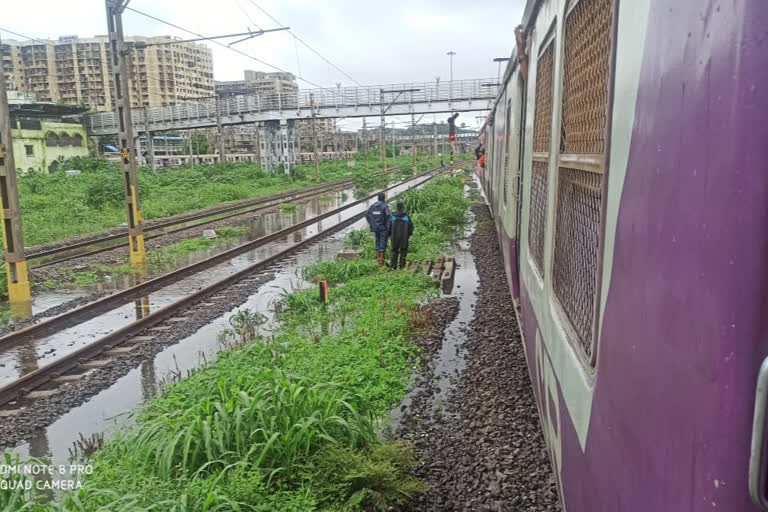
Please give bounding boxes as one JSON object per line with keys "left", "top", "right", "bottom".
{"left": 515, "top": 73, "right": 527, "bottom": 266}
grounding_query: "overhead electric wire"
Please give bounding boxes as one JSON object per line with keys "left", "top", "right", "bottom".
{"left": 124, "top": 6, "right": 330, "bottom": 90}
{"left": 232, "top": 0, "right": 263, "bottom": 31}
{"left": 245, "top": 0, "right": 361, "bottom": 86}
{"left": 0, "top": 27, "right": 55, "bottom": 47}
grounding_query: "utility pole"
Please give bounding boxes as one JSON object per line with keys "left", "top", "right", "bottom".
{"left": 254, "top": 123, "right": 260, "bottom": 164}
{"left": 187, "top": 130, "right": 193, "bottom": 164}
{"left": 215, "top": 94, "right": 226, "bottom": 163}
{"left": 362, "top": 117, "right": 368, "bottom": 171}
{"left": 163, "top": 132, "right": 169, "bottom": 166}
{"left": 433, "top": 118, "right": 438, "bottom": 156}
{"left": 143, "top": 106, "right": 155, "bottom": 172}
{"left": 379, "top": 92, "right": 385, "bottom": 171}
{"left": 310, "top": 93, "right": 320, "bottom": 182}
{"left": 0, "top": 50, "right": 31, "bottom": 314}
{"left": 411, "top": 113, "right": 417, "bottom": 174}
{"left": 447, "top": 51, "right": 456, "bottom": 107}
{"left": 391, "top": 119, "right": 396, "bottom": 169}
{"left": 106, "top": 0, "right": 146, "bottom": 266}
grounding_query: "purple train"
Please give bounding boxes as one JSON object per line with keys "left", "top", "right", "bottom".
{"left": 477, "top": 0, "right": 767, "bottom": 510}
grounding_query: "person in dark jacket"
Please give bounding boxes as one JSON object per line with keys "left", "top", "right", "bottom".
{"left": 366, "top": 192, "right": 391, "bottom": 266}
{"left": 474, "top": 143, "right": 484, "bottom": 160}
{"left": 389, "top": 201, "right": 414, "bottom": 270}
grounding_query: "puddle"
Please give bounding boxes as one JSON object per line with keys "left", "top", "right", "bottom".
{"left": 389, "top": 180, "right": 479, "bottom": 431}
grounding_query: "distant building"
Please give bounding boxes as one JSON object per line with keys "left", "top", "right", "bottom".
{"left": 7, "top": 96, "right": 89, "bottom": 174}
{"left": 1, "top": 35, "right": 214, "bottom": 111}
{"left": 216, "top": 70, "right": 335, "bottom": 153}
{"left": 11, "top": 119, "right": 88, "bottom": 174}
{"left": 216, "top": 70, "right": 298, "bottom": 103}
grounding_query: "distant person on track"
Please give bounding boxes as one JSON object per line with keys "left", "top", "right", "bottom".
{"left": 389, "top": 201, "right": 414, "bottom": 270}
{"left": 366, "top": 192, "right": 391, "bottom": 267}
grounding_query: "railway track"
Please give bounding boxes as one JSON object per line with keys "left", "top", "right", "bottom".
{"left": 0, "top": 164, "right": 462, "bottom": 412}
{"left": 28, "top": 166, "right": 404, "bottom": 268}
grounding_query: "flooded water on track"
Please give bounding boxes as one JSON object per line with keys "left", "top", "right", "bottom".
{"left": 11, "top": 225, "right": 357, "bottom": 467}
{"left": 0, "top": 179, "right": 425, "bottom": 387}
{"left": 8, "top": 174, "right": 438, "bottom": 465}
{"left": 389, "top": 182, "right": 479, "bottom": 431}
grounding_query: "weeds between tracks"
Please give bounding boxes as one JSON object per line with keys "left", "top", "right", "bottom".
{"left": 1, "top": 175, "right": 471, "bottom": 511}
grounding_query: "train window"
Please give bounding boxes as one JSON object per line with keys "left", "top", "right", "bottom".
{"left": 552, "top": 0, "right": 615, "bottom": 362}
{"left": 528, "top": 40, "right": 555, "bottom": 275}
{"left": 503, "top": 99, "right": 512, "bottom": 205}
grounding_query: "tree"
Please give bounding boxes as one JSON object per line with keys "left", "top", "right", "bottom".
{"left": 181, "top": 133, "right": 210, "bottom": 154}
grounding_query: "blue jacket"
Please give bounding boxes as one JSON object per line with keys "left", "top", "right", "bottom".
{"left": 366, "top": 200, "right": 391, "bottom": 233}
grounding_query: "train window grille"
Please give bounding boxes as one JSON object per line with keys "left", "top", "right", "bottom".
{"left": 528, "top": 41, "right": 554, "bottom": 274}
{"left": 552, "top": 0, "right": 614, "bottom": 361}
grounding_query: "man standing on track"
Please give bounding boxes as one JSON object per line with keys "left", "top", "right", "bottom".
{"left": 389, "top": 201, "right": 414, "bottom": 270}
{"left": 366, "top": 192, "right": 391, "bottom": 266}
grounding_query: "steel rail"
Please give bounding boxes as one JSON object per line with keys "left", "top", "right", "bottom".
{"left": 30, "top": 171, "right": 396, "bottom": 269}
{"left": 0, "top": 166, "right": 446, "bottom": 350}
{"left": 27, "top": 167, "right": 401, "bottom": 263}
{"left": 0, "top": 166, "right": 456, "bottom": 408}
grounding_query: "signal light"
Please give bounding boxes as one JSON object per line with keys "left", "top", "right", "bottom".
{"left": 449, "top": 133, "right": 456, "bottom": 142}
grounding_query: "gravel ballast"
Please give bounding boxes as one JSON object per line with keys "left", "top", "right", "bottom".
{"left": 398, "top": 204, "right": 562, "bottom": 511}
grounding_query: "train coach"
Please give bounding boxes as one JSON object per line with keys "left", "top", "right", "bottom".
{"left": 478, "top": 0, "right": 767, "bottom": 510}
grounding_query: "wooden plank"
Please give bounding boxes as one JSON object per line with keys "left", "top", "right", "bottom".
{"left": 27, "top": 389, "right": 59, "bottom": 399}
{"left": 125, "top": 335, "right": 154, "bottom": 343}
{"left": 53, "top": 374, "right": 85, "bottom": 383}
{"left": 80, "top": 360, "right": 111, "bottom": 369}
{"left": 104, "top": 346, "right": 136, "bottom": 356}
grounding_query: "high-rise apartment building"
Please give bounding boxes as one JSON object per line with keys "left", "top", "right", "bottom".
{"left": 216, "top": 70, "right": 298, "bottom": 101}
{"left": 1, "top": 35, "right": 214, "bottom": 111}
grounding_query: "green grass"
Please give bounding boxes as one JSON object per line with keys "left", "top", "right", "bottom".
{"left": 5, "top": 177, "right": 467, "bottom": 510}
{"left": 16, "top": 157, "right": 358, "bottom": 249}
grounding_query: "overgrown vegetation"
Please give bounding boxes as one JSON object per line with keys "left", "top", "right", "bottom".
{"left": 16, "top": 157, "right": 348, "bottom": 248}
{"left": 14, "top": 154, "right": 457, "bottom": 248}
{"left": 4, "top": 176, "right": 469, "bottom": 510}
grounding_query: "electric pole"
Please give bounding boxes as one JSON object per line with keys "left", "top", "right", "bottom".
{"left": 391, "top": 119, "right": 396, "bottom": 169}
{"left": 433, "top": 119, "right": 438, "bottom": 156}
{"left": 215, "top": 93, "right": 225, "bottom": 163}
{"left": 362, "top": 117, "right": 368, "bottom": 171}
{"left": 143, "top": 106, "right": 155, "bottom": 172}
{"left": 379, "top": 94, "right": 385, "bottom": 170}
{"left": 447, "top": 51, "right": 456, "bottom": 107}
{"left": 310, "top": 93, "right": 320, "bottom": 182}
{"left": 411, "top": 113, "right": 417, "bottom": 174}
{"left": 106, "top": 0, "right": 146, "bottom": 265}
{"left": 0, "top": 49, "right": 31, "bottom": 315}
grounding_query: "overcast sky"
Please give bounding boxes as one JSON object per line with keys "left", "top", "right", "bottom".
{"left": 1, "top": 0, "right": 525, "bottom": 129}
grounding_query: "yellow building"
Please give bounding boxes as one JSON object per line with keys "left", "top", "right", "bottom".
{"left": 11, "top": 119, "right": 88, "bottom": 174}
